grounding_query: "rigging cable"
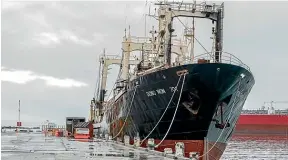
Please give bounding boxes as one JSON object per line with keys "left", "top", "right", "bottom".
{"left": 140, "top": 74, "right": 183, "bottom": 145}
{"left": 171, "top": 11, "right": 214, "bottom": 59}
{"left": 155, "top": 72, "right": 187, "bottom": 148}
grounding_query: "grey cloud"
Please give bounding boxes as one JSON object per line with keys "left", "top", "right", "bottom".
{"left": 2, "top": 1, "right": 288, "bottom": 126}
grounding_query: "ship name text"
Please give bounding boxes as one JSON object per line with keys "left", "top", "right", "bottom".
{"left": 146, "top": 86, "right": 180, "bottom": 97}
{"left": 146, "top": 88, "right": 166, "bottom": 97}
{"left": 169, "top": 87, "right": 178, "bottom": 92}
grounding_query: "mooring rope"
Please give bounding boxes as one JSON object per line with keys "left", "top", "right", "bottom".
{"left": 140, "top": 75, "right": 183, "bottom": 145}
{"left": 155, "top": 73, "right": 187, "bottom": 148}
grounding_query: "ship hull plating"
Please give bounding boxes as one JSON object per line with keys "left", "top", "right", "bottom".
{"left": 100, "top": 63, "right": 254, "bottom": 159}
{"left": 140, "top": 139, "right": 226, "bottom": 159}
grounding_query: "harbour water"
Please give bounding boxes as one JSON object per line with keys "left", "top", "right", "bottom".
{"left": 222, "top": 137, "right": 288, "bottom": 160}
{"left": 1, "top": 133, "right": 287, "bottom": 160}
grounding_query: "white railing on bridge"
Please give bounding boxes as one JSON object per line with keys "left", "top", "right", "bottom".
{"left": 190, "top": 51, "right": 250, "bottom": 71}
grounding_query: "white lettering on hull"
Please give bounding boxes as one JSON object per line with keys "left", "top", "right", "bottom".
{"left": 146, "top": 86, "right": 178, "bottom": 97}
{"left": 146, "top": 88, "right": 167, "bottom": 97}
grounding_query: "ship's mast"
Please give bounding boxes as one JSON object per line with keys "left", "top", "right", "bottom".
{"left": 215, "top": 3, "right": 224, "bottom": 62}
{"left": 192, "top": 0, "right": 196, "bottom": 60}
{"left": 183, "top": 17, "right": 196, "bottom": 63}
{"left": 121, "top": 27, "right": 131, "bottom": 81}
{"left": 99, "top": 49, "right": 106, "bottom": 103}
{"left": 191, "top": 17, "right": 195, "bottom": 61}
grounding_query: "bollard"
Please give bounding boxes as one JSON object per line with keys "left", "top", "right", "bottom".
{"left": 116, "top": 137, "right": 121, "bottom": 143}
{"left": 147, "top": 138, "right": 155, "bottom": 150}
{"left": 105, "top": 134, "right": 108, "bottom": 141}
{"left": 189, "top": 152, "right": 200, "bottom": 160}
{"left": 175, "top": 142, "right": 185, "bottom": 157}
{"left": 133, "top": 136, "right": 140, "bottom": 147}
{"left": 163, "top": 148, "right": 173, "bottom": 156}
{"left": 124, "top": 135, "right": 130, "bottom": 145}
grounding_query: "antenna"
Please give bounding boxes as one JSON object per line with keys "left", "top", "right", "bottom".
{"left": 145, "top": 14, "right": 147, "bottom": 37}
{"left": 148, "top": 3, "right": 151, "bottom": 15}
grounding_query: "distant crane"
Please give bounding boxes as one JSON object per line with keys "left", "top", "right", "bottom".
{"left": 261, "top": 101, "right": 288, "bottom": 115}
{"left": 262, "top": 101, "right": 288, "bottom": 110}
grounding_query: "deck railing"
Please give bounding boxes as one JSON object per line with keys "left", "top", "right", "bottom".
{"left": 191, "top": 51, "right": 250, "bottom": 71}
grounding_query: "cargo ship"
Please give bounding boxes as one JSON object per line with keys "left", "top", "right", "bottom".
{"left": 233, "top": 101, "right": 288, "bottom": 140}
{"left": 91, "top": 1, "right": 255, "bottom": 159}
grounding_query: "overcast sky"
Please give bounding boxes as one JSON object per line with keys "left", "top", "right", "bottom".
{"left": 2, "top": 1, "right": 288, "bottom": 126}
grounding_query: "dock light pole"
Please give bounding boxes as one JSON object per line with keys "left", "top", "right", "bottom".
{"left": 16, "top": 100, "right": 21, "bottom": 139}
{"left": 18, "top": 100, "right": 21, "bottom": 127}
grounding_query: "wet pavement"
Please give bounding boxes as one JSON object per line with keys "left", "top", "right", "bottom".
{"left": 2, "top": 133, "right": 288, "bottom": 160}
{"left": 1, "top": 133, "right": 173, "bottom": 160}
